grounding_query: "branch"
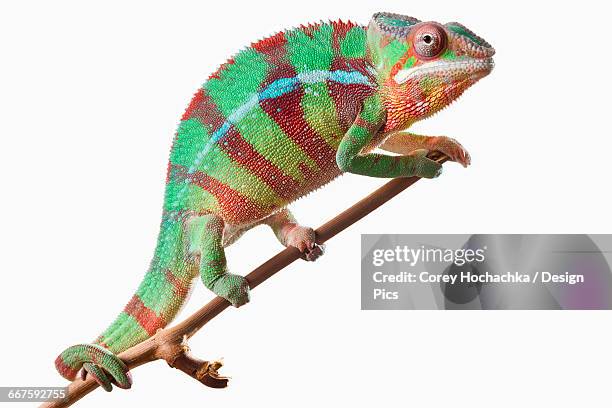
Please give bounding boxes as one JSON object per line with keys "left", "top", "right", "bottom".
{"left": 41, "top": 154, "right": 448, "bottom": 407}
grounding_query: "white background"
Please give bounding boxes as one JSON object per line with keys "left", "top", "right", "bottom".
{"left": 1, "top": 0, "right": 611, "bottom": 407}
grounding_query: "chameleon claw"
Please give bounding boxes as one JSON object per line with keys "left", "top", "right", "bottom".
{"left": 302, "top": 243, "right": 325, "bottom": 262}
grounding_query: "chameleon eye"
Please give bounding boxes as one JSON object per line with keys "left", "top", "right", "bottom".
{"left": 413, "top": 23, "right": 447, "bottom": 59}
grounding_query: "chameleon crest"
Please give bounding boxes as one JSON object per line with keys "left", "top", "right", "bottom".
{"left": 55, "top": 12, "right": 494, "bottom": 391}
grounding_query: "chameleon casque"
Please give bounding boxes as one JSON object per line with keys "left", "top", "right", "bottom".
{"left": 55, "top": 12, "right": 494, "bottom": 391}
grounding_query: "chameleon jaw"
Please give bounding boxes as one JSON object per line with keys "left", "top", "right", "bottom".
{"left": 393, "top": 57, "right": 495, "bottom": 85}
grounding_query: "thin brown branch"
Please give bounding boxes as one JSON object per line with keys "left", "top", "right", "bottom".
{"left": 41, "top": 154, "right": 448, "bottom": 408}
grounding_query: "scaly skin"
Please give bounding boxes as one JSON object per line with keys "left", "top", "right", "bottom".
{"left": 55, "top": 12, "right": 494, "bottom": 391}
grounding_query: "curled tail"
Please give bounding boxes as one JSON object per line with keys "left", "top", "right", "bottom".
{"left": 55, "top": 216, "right": 198, "bottom": 388}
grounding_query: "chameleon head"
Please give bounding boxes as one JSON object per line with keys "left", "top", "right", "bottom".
{"left": 367, "top": 12, "right": 495, "bottom": 130}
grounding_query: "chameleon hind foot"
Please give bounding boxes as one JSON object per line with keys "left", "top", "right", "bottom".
{"left": 284, "top": 225, "right": 324, "bottom": 262}
{"left": 262, "top": 209, "right": 324, "bottom": 262}
{"left": 55, "top": 344, "right": 132, "bottom": 391}
{"left": 211, "top": 273, "right": 250, "bottom": 307}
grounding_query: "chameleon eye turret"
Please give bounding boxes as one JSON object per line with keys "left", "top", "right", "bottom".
{"left": 412, "top": 23, "right": 447, "bottom": 59}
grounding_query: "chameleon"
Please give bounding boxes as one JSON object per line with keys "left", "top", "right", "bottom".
{"left": 54, "top": 12, "right": 494, "bottom": 391}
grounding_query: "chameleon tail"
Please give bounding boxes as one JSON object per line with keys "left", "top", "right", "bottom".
{"left": 55, "top": 217, "right": 198, "bottom": 389}
{"left": 55, "top": 344, "right": 132, "bottom": 390}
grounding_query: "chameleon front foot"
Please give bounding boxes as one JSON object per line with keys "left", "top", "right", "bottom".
{"left": 428, "top": 136, "right": 471, "bottom": 167}
{"left": 55, "top": 344, "right": 132, "bottom": 391}
{"left": 211, "top": 273, "right": 250, "bottom": 307}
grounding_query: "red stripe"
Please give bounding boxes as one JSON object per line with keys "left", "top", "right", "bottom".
{"left": 259, "top": 77, "right": 337, "bottom": 172}
{"left": 164, "top": 269, "right": 190, "bottom": 298}
{"left": 353, "top": 116, "right": 381, "bottom": 133}
{"left": 55, "top": 356, "right": 79, "bottom": 380}
{"left": 331, "top": 20, "right": 356, "bottom": 53}
{"left": 218, "top": 126, "right": 301, "bottom": 198}
{"left": 328, "top": 57, "right": 377, "bottom": 132}
{"left": 252, "top": 31, "right": 287, "bottom": 55}
{"left": 299, "top": 22, "right": 321, "bottom": 39}
{"left": 124, "top": 295, "right": 166, "bottom": 337}
{"left": 165, "top": 161, "right": 172, "bottom": 184}
{"left": 181, "top": 88, "right": 204, "bottom": 121}
{"left": 181, "top": 90, "right": 226, "bottom": 130}
{"left": 93, "top": 335, "right": 110, "bottom": 349}
{"left": 85, "top": 345, "right": 100, "bottom": 365}
{"left": 175, "top": 166, "right": 268, "bottom": 223}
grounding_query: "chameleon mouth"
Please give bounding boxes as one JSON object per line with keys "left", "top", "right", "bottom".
{"left": 394, "top": 57, "right": 495, "bottom": 84}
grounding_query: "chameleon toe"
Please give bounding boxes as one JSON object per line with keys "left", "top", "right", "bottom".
{"left": 303, "top": 243, "right": 325, "bottom": 262}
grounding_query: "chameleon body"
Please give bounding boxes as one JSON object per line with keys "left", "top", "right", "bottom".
{"left": 55, "top": 12, "right": 494, "bottom": 390}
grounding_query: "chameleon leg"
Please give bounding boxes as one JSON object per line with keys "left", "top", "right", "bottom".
{"left": 379, "top": 132, "right": 471, "bottom": 167}
{"left": 263, "top": 208, "right": 324, "bottom": 262}
{"left": 221, "top": 223, "right": 252, "bottom": 247}
{"left": 187, "top": 214, "right": 250, "bottom": 307}
{"left": 336, "top": 94, "right": 443, "bottom": 179}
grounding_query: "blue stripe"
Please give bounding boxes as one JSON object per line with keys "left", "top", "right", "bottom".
{"left": 188, "top": 69, "right": 372, "bottom": 173}
{"left": 173, "top": 69, "right": 373, "bottom": 210}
